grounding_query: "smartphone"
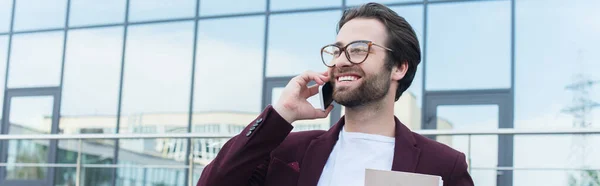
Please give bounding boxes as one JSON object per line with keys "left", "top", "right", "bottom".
{"left": 318, "top": 82, "right": 334, "bottom": 111}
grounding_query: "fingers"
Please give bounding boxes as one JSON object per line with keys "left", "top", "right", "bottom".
{"left": 294, "top": 71, "right": 329, "bottom": 86}
{"left": 307, "top": 84, "right": 320, "bottom": 97}
{"left": 314, "top": 104, "right": 334, "bottom": 118}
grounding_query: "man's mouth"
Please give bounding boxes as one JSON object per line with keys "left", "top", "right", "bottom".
{"left": 335, "top": 74, "right": 362, "bottom": 85}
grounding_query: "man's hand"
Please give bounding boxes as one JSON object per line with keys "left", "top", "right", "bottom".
{"left": 273, "top": 71, "right": 335, "bottom": 123}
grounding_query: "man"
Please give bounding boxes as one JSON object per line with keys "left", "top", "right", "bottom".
{"left": 197, "top": 3, "right": 474, "bottom": 186}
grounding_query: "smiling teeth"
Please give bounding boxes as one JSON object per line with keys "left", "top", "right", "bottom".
{"left": 338, "top": 76, "right": 357, "bottom": 82}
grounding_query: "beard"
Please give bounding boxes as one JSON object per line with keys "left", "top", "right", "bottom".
{"left": 329, "top": 66, "right": 391, "bottom": 107}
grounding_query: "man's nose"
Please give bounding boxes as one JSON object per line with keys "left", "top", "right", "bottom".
{"left": 331, "top": 52, "right": 353, "bottom": 67}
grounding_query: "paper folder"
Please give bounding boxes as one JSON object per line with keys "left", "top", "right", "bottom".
{"left": 365, "top": 169, "right": 443, "bottom": 186}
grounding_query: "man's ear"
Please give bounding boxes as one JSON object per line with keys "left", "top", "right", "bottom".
{"left": 391, "top": 62, "right": 408, "bottom": 81}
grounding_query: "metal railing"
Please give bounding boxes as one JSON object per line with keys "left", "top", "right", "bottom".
{"left": 1, "top": 128, "right": 600, "bottom": 186}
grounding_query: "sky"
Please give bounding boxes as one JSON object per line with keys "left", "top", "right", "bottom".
{"left": 0, "top": 0, "right": 599, "bottom": 185}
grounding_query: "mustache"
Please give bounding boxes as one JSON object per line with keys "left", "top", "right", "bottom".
{"left": 330, "top": 66, "right": 365, "bottom": 77}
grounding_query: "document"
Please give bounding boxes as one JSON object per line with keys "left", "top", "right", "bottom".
{"left": 365, "top": 169, "right": 444, "bottom": 186}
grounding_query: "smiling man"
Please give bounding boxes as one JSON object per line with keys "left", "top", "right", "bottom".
{"left": 196, "top": 3, "right": 474, "bottom": 186}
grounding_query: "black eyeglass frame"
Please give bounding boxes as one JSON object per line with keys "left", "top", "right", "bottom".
{"left": 320, "top": 40, "right": 394, "bottom": 67}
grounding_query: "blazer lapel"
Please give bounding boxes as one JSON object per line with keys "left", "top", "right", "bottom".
{"left": 297, "top": 118, "right": 344, "bottom": 186}
{"left": 391, "top": 117, "right": 421, "bottom": 172}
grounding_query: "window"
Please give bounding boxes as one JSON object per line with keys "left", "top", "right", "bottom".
{"left": 199, "top": 0, "right": 265, "bottom": 16}
{"left": 128, "top": 0, "right": 196, "bottom": 22}
{"left": 426, "top": 1, "right": 511, "bottom": 90}
{"left": 8, "top": 31, "right": 64, "bottom": 88}
{"left": 514, "top": 0, "right": 600, "bottom": 185}
{"left": 61, "top": 26, "right": 123, "bottom": 128}
{"left": 69, "top": 0, "right": 126, "bottom": 26}
{"left": 13, "top": 0, "right": 67, "bottom": 31}
{"left": 270, "top": 0, "right": 340, "bottom": 11}
{"left": 0, "top": 0, "right": 12, "bottom": 33}
{"left": 193, "top": 16, "right": 265, "bottom": 114}
{"left": 267, "top": 11, "right": 341, "bottom": 77}
{"left": 0, "top": 36, "right": 7, "bottom": 115}
{"left": 119, "top": 21, "right": 194, "bottom": 171}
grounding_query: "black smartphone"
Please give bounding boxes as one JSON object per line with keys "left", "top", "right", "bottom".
{"left": 319, "top": 81, "right": 334, "bottom": 110}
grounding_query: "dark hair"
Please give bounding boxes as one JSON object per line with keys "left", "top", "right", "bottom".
{"left": 337, "top": 2, "right": 421, "bottom": 101}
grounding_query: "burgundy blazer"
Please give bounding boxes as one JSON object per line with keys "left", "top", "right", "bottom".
{"left": 196, "top": 105, "right": 474, "bottom": 186}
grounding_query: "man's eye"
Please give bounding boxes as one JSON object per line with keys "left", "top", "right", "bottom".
{"left": 350, "top": 48, "right": 368, "bottom": 53}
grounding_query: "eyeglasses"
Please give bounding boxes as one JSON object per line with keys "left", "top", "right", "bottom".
{"left": 320, "top": 40, "right": 393, "bottom": 67}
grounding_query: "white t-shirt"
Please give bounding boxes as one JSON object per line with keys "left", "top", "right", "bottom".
{"left": 316, "top": 127, "right": 396, "bottom": 186}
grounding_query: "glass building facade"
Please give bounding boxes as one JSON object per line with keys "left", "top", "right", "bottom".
{"left": 0, "top": 0, "right": 598, "bottom": 185}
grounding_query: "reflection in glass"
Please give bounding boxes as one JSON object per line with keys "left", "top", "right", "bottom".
{"left": 426, "top": 1, "right": 511, "bottom": 90}
{"left": 194, "top": 16, "right": 264, "bottom": 113}
{"left": 61, "top": 27, "right": 122, "bottom": 130}
{"left": 6, "top": 96, "right": 54, "bottom": 180}
{"left": 514, "top": 135, "right": 600, "bottom": 186}
{"left": 270, "top": 0, "right": 340, "bottom": 11}
{"left": 0, "top": 0, "right": 12, "bottom": 33}
{"left": 8, "top": 31, "right": 64, "bottom": 88}
{"left": 55, "top": 154, "right": 114, "bottom": 186}
{"left": 128, "top": 0, "right": 196, "bottom": 22}
{"left": 436, "top": 105, "right": 498, "bottom": 186}
{"left": 190, "top": 16, "right": 265, "bottom": 168}
{"left": 199, "top": 0, "right": 265, "bottom": 16}
{"left": 119, "top": 21, "right": 193, "bottom": 176}
{"left": 116, "top": 167, "right": 185, "bottom": 186}
{"left": 267, "top": 11, "right": 341, "bottom": 77}
{"left": 13, "top": 0, "right": 67, "bottom": 31}
{"left": 0, "top": 36, "right": 7, "bottom": 115}
{"left": 515, "top": 1, "right": 600, "bottom": 185}
{"left": 58, "top": 27, "right": 122, "bottom": 185}
{"left": 69, "top": 0, "right": 126, "bottom": 26}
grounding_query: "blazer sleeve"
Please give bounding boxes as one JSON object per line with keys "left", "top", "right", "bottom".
{"left": 445, "top": 152, "right": 475, "bottom": 186}
{"left": 196, "top": 105, "right": 293, "bottom": 186}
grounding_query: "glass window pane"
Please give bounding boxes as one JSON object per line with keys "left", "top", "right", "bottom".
{"left": 515, "top": 0, "right": 600, "bottom": 185}
{"left": 0, "top": 36, "right": 7, "bottom": 115}
{"left": 436, "top": 105, "right": 499, "bottom": 186}
{"left": 270, "top": 0, "right": 341, "bottom": 11}
{"left": 116, "top": 167, "right": 185, "bottom": 186}
{"left": 514, "top": 135, "right": 600, "bottom": 186}
{"left": 193, "top": 16, "right": 264, "bottom": 114}
{"left": 389, "top": 5, "right": 424, "bottom": 127}
{"left": 61, "top": 27, "right": 122, "bottom": 127}
{"left": 69, "top": 0, "right": 126, "bottom": 26}
{"left": 58, "top": 27, "right": 123, "bottom": 172}
{"left": 119, "top": 21, "right": 194, "bottom": 166}
{"left": 6, "top": 96, "right": 54, "bottom": 180}
{"left": 267, "top": 11, "right": 341, "bottom": 77}
{"left": 191, "top": 16, "right": 264, "bottom": 166}
{"left": 426, "top": 1, "right": 511, "bottom": 90}
{"left": 8, "top": 31, "right": 64, "bottom": 88}
{"left": 55, "top": 141, "right": 116, "bottom": 185}
{"left": 348, "top": 0, "right": 420, "bottom": 6}
{"left": 199, "top": 0, "right": 265, "bottom": 16}
{"left": 13, "top": 0, "right": 67, "bottom": 31}
{"left": 128, "top": 0, "right": 196, "bottom": 22}
{"left": 0, "top": 0, "right": 12, "bottom": 33}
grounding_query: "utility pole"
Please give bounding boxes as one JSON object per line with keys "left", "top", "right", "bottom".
{"left": 562, "top": 50, "right": 599, "bottom": 185}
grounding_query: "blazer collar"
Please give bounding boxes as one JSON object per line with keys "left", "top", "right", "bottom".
{"left": 297, "top": 116, "right": 421, "bottom": 186}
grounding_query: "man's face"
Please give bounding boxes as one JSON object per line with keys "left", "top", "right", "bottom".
{"left": 328, "top": 18, "right": 392, "bottom": 107}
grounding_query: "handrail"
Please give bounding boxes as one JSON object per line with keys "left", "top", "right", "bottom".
{"left": 1, "top": 128, "right": 599, "bottom": 140}
{"left": 2, "top": 128, "right": 599, "bottom": 186}
{"left": 0, "top": 163, "right": 598, "bottom": 171}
